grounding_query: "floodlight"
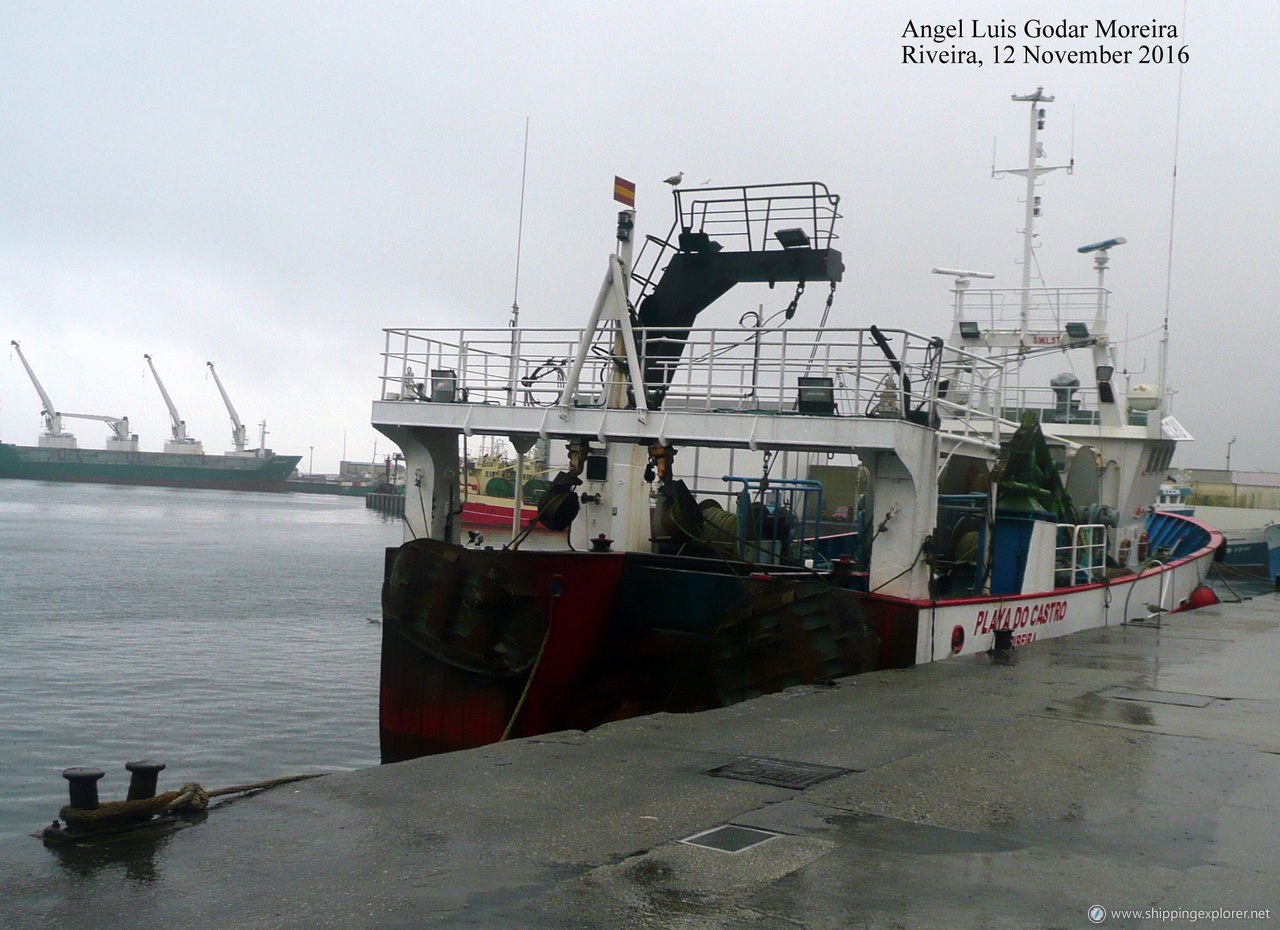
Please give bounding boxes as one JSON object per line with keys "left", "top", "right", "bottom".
{"left": 774, "top": 228, "right": 811, "bottom": 249}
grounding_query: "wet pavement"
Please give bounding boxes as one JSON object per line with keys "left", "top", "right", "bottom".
{"left": 2, "top": 595, "right": 1278, "bottom": 929}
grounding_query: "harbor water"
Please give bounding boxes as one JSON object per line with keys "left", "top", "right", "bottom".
{"left": 0, "top": 479, "right": 405, "bottom": 840}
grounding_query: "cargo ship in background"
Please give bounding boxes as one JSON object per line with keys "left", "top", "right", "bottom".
{"left": 1, "top": 343, "right": 301, "bottom": 491}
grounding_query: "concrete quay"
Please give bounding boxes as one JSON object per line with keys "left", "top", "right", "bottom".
{"left": 2, "top": 595, "right": 1278, "bottom": 929}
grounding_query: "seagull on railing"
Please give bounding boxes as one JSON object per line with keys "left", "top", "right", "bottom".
{"left": 663, "top": 171, "right": 684, "bottom": 187}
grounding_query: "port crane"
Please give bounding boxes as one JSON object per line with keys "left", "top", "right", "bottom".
{"left": 206, "top": 361, "right": 257, "bottom": 456}
{"left": 10, "top": 340, "right": 137, "bottom": 450}
{"left": 143, "top": 354, "right": 203, "bottom": 454}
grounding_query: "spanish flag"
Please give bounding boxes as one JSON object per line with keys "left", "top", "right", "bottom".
{"left": 613, "top": 176, "right": 636, "bottom": 207}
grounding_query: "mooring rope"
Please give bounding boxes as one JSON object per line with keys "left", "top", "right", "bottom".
{"left": 56, "top": 773, "right": 328, "bottom": 833}
{"left": 500, "top": 598, "right": 557, "bottom": 742}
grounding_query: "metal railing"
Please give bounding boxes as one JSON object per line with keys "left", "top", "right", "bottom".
{"left": 673, "top": 182, "right": 841, "bottom": 252}
{"left": 723, "top": 476, "right": 825, "bottom": 567}
{"left": 632, "top": 182, "right": 841, "bottom": 300}
{"left": 380, "top": 324, "right": 1006, "bottom": 445}
{"left": 1055, "top": 523, "right": 1108, "bottom": 586}
{"left": 954, "top": 286, "right": 1109, "bottom": 331}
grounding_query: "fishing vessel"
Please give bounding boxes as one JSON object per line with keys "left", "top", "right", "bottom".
{"left": 1153, "top": 478, "right": 1279, "bottom": 581}
{"left": 459, "top": 447, "right": 550, "bottom": 526}
{"left": 374, "top": 90, "right": 1221, "bottom": 762}
{"left": 2, "top": 346, "right": 300, "bottom": 491}
{"left": 1192, "top": 506, "right": 1280, "bottom": 582}
{"left": 1220, "top": 523, "right": 1280, "bottom": 580}
{"left": 287, "top": 475, "right": 380, "bottom": 496}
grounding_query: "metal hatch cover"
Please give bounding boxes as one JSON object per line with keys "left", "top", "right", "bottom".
{"left": 680, "top": 824, "right": 779, "bottom": 853}
{"left": 704, "top": 756, "right": 851, "bottom": 790}
{"left": 1099, "top": 686, "right": 1217, "bottom": 707}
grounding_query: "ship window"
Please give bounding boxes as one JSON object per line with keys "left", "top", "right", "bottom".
{"left": 1145, "top": 444, "right": 1175, "bottom": 474}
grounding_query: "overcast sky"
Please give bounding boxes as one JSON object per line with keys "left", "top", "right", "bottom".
{"left": 2, "top": 1, "right": 1275, "bottom": 474}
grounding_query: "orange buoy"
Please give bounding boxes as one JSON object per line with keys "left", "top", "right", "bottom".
{"left": 1177, "top": 583, "right": 1219, "bottom": 612}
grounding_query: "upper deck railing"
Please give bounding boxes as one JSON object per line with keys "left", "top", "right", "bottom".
{"left": 947, "top": 283, "right": 1139, "bottom": 428}
{"left": 379, "top": 324, "right": 1006, "bottom": 450}
{"left": 632, "top": 182, "right": 842, "bottom": 299}
{"left": 953, "top": 286, "right": 1109, "bottom": 333}
{"left": 671, "top": 182, "right": 840, "bottom": 252}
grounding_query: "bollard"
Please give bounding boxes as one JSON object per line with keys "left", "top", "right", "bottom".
{"left": 62, "top": 767, "right": 106, "bottom": 810}
{"left": 989, "top": 628, "right": 1016, "bottom": 665}
{"left": 125, "top": 760, "right": 167, "bottom": 801}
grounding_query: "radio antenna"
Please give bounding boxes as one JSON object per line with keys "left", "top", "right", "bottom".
{"left": 511, "top": 116, "right": 530, "bottom": 329}
{"left": 1158, "top": 0, "right": 1187, "bottom": 407}
{"left": 506, "top": 118, "right": 531, "bottom": 411}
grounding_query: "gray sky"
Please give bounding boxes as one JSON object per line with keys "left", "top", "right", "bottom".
{"left": 2, "top": 1, "right": 1275, "bottom": 474}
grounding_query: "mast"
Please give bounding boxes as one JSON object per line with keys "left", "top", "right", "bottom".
{"left": 508, "top": 117, "right": 531, "bottom": 537}
{"left": 996, "top": 88, "right": 1073, "bottom": 342}
{"left": 206, "top": 361, "right": 249, "bottom": 454}
{"left": 144, "top": 354, "right": 202, "bottom": 452}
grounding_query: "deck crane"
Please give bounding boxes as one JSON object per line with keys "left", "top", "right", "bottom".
{"left": 206, "top": 361, "right": 254, "bottom": 456}
{"left": 10, "top": 340, "right": 137, "bottom": 451}
{"left": 143, "top": 354, "right": 203, "bottom": 454}
{"left": 10, "top": 340, "right": 73, "bottom": 447}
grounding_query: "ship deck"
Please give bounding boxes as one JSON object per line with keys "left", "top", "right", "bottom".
{"left": 3, "top": 594, "right": 1277, "bottom": 927}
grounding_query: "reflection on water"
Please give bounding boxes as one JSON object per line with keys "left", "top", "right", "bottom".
{"left": 1045, "top": 690, "right": 1158, "bottom": 727}
{"left": 43, "top": 815, "right": 204, "bottom": 884}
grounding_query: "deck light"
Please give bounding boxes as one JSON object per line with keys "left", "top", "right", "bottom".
{"left": 430, "top": 369, "right": 458, "bottom": 403}
{"left": 797, "top": 376, "right": 836, "bottom": 415}
{"left": 585, "top": 454, "right": 609, "bottom": 481}
{"left": 958, "top": 321, "right": 981, "bottom": 339}
{"left": 1064, "top": 322, "right": 1090, "bottom": 340}
{"left": 774, "top": 227, "right": 811, "bottom": 249}
{"left": 1095, "top": 365, "right": 1116, "bottom": 404}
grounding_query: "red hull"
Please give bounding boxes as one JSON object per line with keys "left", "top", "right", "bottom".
{"left": 379, "top": 512, "right": 1221, "bottom": 762}
{"left": 379, "top": 541, "right": 884, "bottom": 761}
{"left": 460, "top": 499, "right": 539, "bottom": 527}
{"left": 381, "top": 545, "right": 629, "bottom": 759}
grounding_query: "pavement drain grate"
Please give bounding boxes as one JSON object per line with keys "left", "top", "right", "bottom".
{"left": 1100, "top": 687, "right": 1216, "bottom": 707}
{"left": 704, "top": 756, "right": 851, "bottom": 790}
{"left": 680, "top": 824, "right": 779, "bottom": 853}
